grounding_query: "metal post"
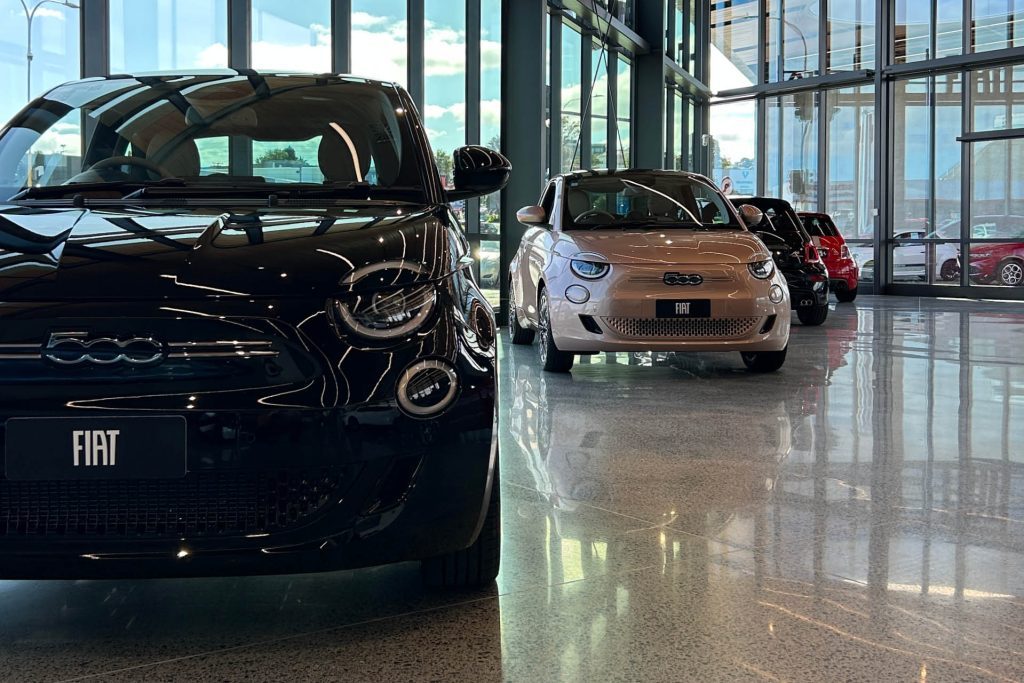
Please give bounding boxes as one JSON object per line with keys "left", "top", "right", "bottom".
{"left": 633, "top": 0, "right": 667, "bottom": 169}
{"left": 467, "top": 0, "right": 482, "bottom": 235}
{"left": 499, "top": 0, "right": 546, "bottom": 312}
{"left": 78, "top": 0, "right": 107, "bottom": 79}
{"left": 580, "top": 31, "right": 593, "bottom": 169}
{"left": 407, "top": 0, "right": 425, "bottom": 109}
{"left": 331, "top": 0, "right": 352, "bottom": 74}
{"left": 549, "top": 11, "right": 562, "bottom": 175}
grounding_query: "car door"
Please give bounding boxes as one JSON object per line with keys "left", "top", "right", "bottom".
{"left": 515, "top": 181, "right": 559, "bottom": 326}
{"left": 893, "top": 230, "right": 926, "bottom": 276}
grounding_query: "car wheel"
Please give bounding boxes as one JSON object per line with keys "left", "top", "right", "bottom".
{"left": 538, "top": 289, "right": 574, "bottom": 373}
{"left": 997, "top": 259, "right": 1024, "bottom": 287}
{"left": 835, "top": 286, "right": 858, "bottom": 303}
{"left": 797, "top": 303, "right": 829, "bottom": 326}
{"left": 741, "top": 346, "right": 788, "bottom": 373}
{"left": 940, "top": 259, "right": 960, "bottom": 281}
{"left": 507, "top": 281, "right": 535, "bottom": 345}
{"left": 421, "top": 451, "right": 500, "bottom": 589}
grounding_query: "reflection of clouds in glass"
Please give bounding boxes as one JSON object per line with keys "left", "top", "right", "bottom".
{"left": 710, "top": 103, "right": 756, "bottom": 161}
{"left": 424, "top": 21, "right": 465, "bottom": 77}
{"left": 196, "top": 43, "right": 229, "bottom": 68}
{"left": 352, "top": 11, "right": 388, "bottom": 28}
{"left": 351, "top": 20, "right": 408, "bottom": 84}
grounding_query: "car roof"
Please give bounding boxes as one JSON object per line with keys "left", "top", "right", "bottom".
{"left": 554, "top": 168, "right": 713, "bottom": 183}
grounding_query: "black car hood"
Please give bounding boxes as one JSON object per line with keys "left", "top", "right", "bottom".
{"left": 0, "top": 203, "right": 457, "bottom": 301}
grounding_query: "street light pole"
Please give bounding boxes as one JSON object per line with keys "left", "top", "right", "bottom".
{"left": 21, "top": 0, "right": 80, "bottom": 103}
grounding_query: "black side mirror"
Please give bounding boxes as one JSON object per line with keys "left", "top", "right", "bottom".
{"left": 448, "top": 146, "right": 512, "bottom": 201}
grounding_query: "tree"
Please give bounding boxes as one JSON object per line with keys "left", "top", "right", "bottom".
{"left": 256, "top": 146, "right": 306, "bottom": 166}
{"left": 434, "top": 149, "right": 453, "bottom": 177}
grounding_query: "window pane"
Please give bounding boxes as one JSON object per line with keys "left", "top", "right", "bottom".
{"left": 766, "top": 0, "right": 821, "bottom": 82}
{"left": 591, "top": 116, "right": 607, "bottom": 168}
{"left": 615, "top": 58, "right": 631, "bottom": 168}
{"left": 765, "top": 92, "right": 818, "bottom": 209}
{"left": 711, "top": 0, "right": 759, "bottom": 90}
{"left": 935, "top": 74, "right": 963, "bottom": 229}
{"left": 425, "top": 0, "right": 466, "bottom": 189}
{"left": 827, "top": 0, "right": 875, "bottom": 71}
{"left": 673, "top": 90, "right": 684, "bottom": 170}
{"left": 351, "top": 0, "right": 407, "bottom": 85}
{"left": 972, "top": 65, "right": 1024, "bottom": 132}
{"left": 827, "top": 86, "right": 875, "bottom": 241}
{"left": 561, "top": 23, "right": 582, "bottom": 171}
{"left": 936, "top": 0, "right": 963, "bottom": 59}
{"left": 480, "top": 0, "right": 501, "bottom": 306}
{"left": 110, "top": 0, "right": 225, "bottom": 73}
{"left": 710, "top": 99, "right": 757, "bottom": 195}
{"left": 0, "top": 0, "right": 79, "bottom": 124}
{"left": 251, "top": 0, "right": 331, "bottom": 72}
{"left": 894, "top": 0, "right": 932, "bottom": 63}
{"left": 590, "top": 41, "right": 608, "bottom": 168}
{"left": 973, "top": 0, "right": 1024, "bottom": 52}
{"left": 968, "top": 140, "right": 1024, "bottom": 287}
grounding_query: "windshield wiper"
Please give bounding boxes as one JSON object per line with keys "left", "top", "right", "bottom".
{"left": 10, "top": 178, "right": 186, "bottom": 202}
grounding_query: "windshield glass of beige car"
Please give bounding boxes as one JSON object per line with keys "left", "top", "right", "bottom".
{"left": 562, "top": 174, "right": 740, "bottom": 230}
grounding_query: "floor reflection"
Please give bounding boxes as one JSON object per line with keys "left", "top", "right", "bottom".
{"left": 0, "top": 297, "right": 1021, "bottom": 681}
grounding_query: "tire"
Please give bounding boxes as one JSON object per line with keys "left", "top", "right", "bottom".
{"left": 741, "top": 346, "right": 788, "bottom": 373}
{"left": 538, "top": 289, "right": 574, "bottom": 373}
{"left": 421, "top": 456, "right": 501, "bottom": 589}
{"left": 797, "top": 303, "right": 829, "bottom": 326}
{"left": 940, "top": 259, "right": 960, "bottom": 282}
{"left": 507, "top": 280, "right": 535, "bottom": 345}
{"left": 997, "top": 259, "right": 1024, "bottom": 287}
{"left": 835, "top": 286, "right": 858, "bottom": 303}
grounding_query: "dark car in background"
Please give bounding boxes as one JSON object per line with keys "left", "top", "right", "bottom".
{"left": 731, "top": 197, "right": 830, "bottom": 325}
{"left": 0, "top": 72, "right": 509, "bottom": 587}
{"left": 799, "top": 211, "right": 860, "bottom": 302}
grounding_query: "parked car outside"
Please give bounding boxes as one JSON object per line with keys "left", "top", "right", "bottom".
{"left": 798, "top": 211, "right": 860, "bottom": 302}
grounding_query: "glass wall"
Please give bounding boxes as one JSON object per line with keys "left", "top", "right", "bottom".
{"left": 590, "top": 41, "right": 608, "bottom": 168}
{"left": 826, "top": 0, "right": 875, "bottom": 72}
{"left": 710, "top": 0, "right": 758, "bottom": 91}
{"left": 560, "top": 22, "right": 582, "bottom": 172}
{"left": 766, "top": 0, "right": 821, "bottom": 81}
{"left": 478, "top": 0, "right": 501, "bottom": 306}
{"left": 351, "top": 0, "right": 407, "bottom": 85}
{"left": 615, "top": 58, "right": 631, "bottom": 168}
{"left": 251, "top": 0, "right": 331, "bottom": 72}
{"left": 425, "top": 0, "right": 467, "bottom": 188}
{"left": 765, "top": 92, "right": 819, "bottom": 210}
{"left": 0, "top": 0, "right": 79, "bottom": 124}
{"left": 827, "top": 86, "right": 875, "bottom": 273}
{"left": 710, "top": 99, "right": 757, "bottom": 195}
{"left": 110, "top": 0, "right": 225, "bottom": 73}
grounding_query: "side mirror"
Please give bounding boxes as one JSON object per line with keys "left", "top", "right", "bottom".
{"left": 516, "top": 205, "right": 547, "bottom": 225}
{"left": 448, "top": 145, "right": 512, "bottom": 201}
{"left": 737, "top": 204, "right": 764, "bottom": 227}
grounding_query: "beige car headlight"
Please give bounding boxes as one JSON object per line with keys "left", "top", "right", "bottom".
{"left": 748, "top": 259, "right": 775, "bottom": 280}
{"left": 570, "top": 253, "right": 611, "bottom": 280}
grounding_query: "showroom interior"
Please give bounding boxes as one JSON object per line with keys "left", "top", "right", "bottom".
{"left": 0, "top": 0, "right": 1022, "bottom": 680}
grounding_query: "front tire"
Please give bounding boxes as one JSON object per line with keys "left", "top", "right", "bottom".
{"left": 797, "top": 303, "right": 829, "bottom": 326}
{"left": 997, "top": 259, "right": 1024, "bottom": 287}
{"left": 421, "top": 457, "right": 501, "bottom": 589}
{"left": 835, "top": 286, "right": 858, "bottom": 303}
{"left": 507, "top": 282, "right": 535, "bottom": 345}
{"left": 538, "top": 289, "right": 574, "bottom": 373}
{"left": 741, "top": 346, "right": 788, "bottom": 373}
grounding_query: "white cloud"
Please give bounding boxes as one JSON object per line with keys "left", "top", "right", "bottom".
{"left": 352, "top": 11, "right": 388, "bottom": 28}
{"left": 196, "top": 43, "right": 230, "bottom": 69}
{"left": 424, "top": 22, "right": 467, "bottom": 78}
{"left": 351, "top": 21, "right": 408, "bottom": 84}
{"left": 251, "top": 23, "right": 332, "bottom": 71}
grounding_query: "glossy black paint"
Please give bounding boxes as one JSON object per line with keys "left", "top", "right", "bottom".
{"left": 730, "top": 197, "right": 830, "bottom": 310}
{"left": 0, "top": 77, "right": 499, "bottom": 580}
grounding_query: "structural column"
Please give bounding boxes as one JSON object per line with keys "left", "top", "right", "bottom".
{"left": 499, "top": 0, "right": 546, "bottom": 311}
{"left": 632, "top": 0, "right": 666, "bottom": 169}
{"left": 79, "top": 0, "right": 109, "bottom": 78}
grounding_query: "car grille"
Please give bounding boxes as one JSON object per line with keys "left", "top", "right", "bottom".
{"left": 602, "top": 317, "right": 760, "bottom": 339}
{"left": 0, "top": 468, "right": 350, "bottom": 539}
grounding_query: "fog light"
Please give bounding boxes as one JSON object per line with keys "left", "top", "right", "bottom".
{"left": 813, "top": 281, "right": 825, "bottom": 291}
{"left": 769, "top": 284, "right": 785, "bottom": 304}
{"left": 565, "top": 284, "right": 590, "bottom": 304}
{"left": 396, "top": 359, "right": 459, "bottom": 418}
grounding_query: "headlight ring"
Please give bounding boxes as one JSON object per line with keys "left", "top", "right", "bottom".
{"left": 748, "top": 259, "right": 775, "bottom": 280}
{"left": 570, "top": 253, "right": 610, "bottom": 280}
{"left": 332, "top": 261, "right": 437, "bottom": 340}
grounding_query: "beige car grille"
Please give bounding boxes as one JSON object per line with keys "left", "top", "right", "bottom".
{"left": 602, "top": 316, "right": 760, "bottom": 339}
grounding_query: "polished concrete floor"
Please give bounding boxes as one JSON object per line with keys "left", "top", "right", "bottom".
{"left": 2, "top": 296, "right": 1023, "bottom": 682}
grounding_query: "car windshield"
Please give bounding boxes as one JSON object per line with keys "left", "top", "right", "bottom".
{"left": 561, "top": 173, "right": 741, "bottom": 230}
{"left": 0, "top": 74, "right": 425, "bottom": 203}
{"left": 732, "top": 199, "right": 808, "bottom": 252}
{"left": 801, "top": 214, "right": 839, "bottom": 238}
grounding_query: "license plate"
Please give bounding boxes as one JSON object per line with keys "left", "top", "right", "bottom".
{"left": 656, "top": 299, "right": 712, "bottom": 318}
{"left": 4, "top": 416, "right": 187, "bottom": 481}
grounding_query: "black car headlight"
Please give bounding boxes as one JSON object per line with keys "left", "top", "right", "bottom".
{"left": 332, "top": 261, "right": 437, "bottom": 340}
{"left": 748, "top": 259, "right": 775, "bottom": 280}
{"left": 570, "top": 253, "right": 611, "bottom": 280}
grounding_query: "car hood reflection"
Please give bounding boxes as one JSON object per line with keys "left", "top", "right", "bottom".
{"left": 554, "top": 230, "right": 771, "bottom": 266}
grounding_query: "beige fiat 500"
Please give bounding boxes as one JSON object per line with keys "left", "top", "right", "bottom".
{"left": 508, "top": 170, "right": 791, "bottom": 373}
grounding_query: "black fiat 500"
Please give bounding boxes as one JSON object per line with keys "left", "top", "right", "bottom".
{"left": 0, "top": 72, "right": 507, "bottom": 587}
{"left": 730, "top": 197, "right": 830, "bottom": 326}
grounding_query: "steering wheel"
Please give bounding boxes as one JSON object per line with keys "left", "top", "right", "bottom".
{"left": 575, "top": 209, "right": 616, "bottom": 225}
{"left": 89, "top": 156, "right": 172, "bottom": 180}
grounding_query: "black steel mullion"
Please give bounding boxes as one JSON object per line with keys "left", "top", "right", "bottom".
{"left": 961, "top": 70, "right": 972, "bottom": 287}
{"left": 227, "top": 0, "right": 252, "bottom": 177}
{"left": 820, "top": 0, "right": 828, "bottom": 75}
{"left": 467, "top": 0, "right": 482, "bottom": 236}
{"left": 665, "top": 86, "right": 675, "bottom": 168}
{"left": 580, "top": 30, "right": 593, "bottom": 168}
{"left": 331, "top": 0, "right": 351, "bottom": 73}
{"left": 408, "top": 0, "right": 425, "bottom": 109}
{"left": 607, "top": 50, "right": 618, "bottom": 169}
{"left": 929, "top": 0, "right": 937, "bottom": 60}
{"left": 873, "top": 0, "right": 891, "bottom": 294}
{"left": 818, "top": 88, "right": 827, "bottom": 211}
{"left": 79, "top": 0, "right": 109, "bottom": 78}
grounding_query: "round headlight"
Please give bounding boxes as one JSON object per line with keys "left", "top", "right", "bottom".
{"left": 570, "top": 258, "right": 610, "bottom": 280}
{"left": 565, "top": 284, "right": 591, "bottom": 304}
{"left": 748, "top": 259, "right": 775, "bottom": 280}
{"left": 332, "top": 261, "right": 436, "bottom": 340}
{"left": 769, "top": 284, "right": 786, "bottom": 304}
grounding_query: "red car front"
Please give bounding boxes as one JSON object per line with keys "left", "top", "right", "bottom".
{"left": 798, "top": 212, "right": 860, "bottom": 302}
{"left": 968, "top": 242, "right": 1024, "bottom": 286}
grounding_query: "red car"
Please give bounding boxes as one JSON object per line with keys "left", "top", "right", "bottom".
{"left": 969, "top": 242, "right": 1024, "bottom": 286}
{"left": 798, "top": 212, "right": 860, "bottom": 302}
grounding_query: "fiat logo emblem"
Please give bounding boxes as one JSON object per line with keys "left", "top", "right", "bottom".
{"left": 43, "top": 332, "right": 165, "bottom": 366}
{"left": 663, "top": 273, "right": 704, "bottom": 286}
